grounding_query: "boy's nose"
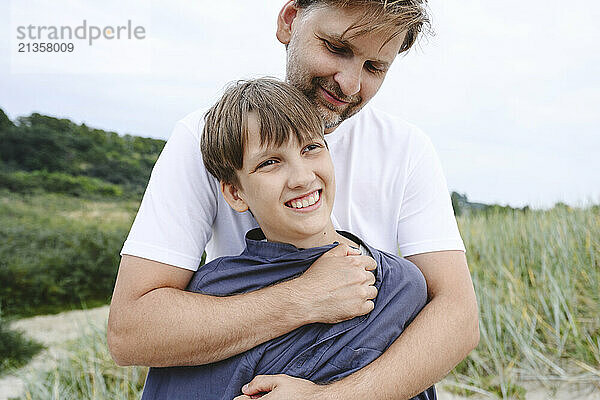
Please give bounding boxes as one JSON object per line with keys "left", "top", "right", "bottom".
{"left": 287, "top": 163, "right": 316, "bottom": 189}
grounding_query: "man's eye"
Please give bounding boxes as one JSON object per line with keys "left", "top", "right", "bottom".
{"left": 366, "top": 62, "right": 386, "bottom": 75}
{"left": 324, "top": 40, "right": 346, "bottom": 54}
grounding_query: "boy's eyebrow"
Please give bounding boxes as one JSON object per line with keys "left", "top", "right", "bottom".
{"left": 246, "top": 136, "right": 325, "bottom": 166}
{"left": 323, "top": 33, "right": 391, "bottom": 68}
{"left": 246, "top": 148, "right": 277, "bottom": 166}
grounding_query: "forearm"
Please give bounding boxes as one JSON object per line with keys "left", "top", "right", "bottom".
{"left": 328, "top": 292, "right": 479, "bottom": 400}
{"left": 108, "top": 281, "right": 308, "bottom": 367}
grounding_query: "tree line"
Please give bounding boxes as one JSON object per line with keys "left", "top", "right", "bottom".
{"left": 0, "top": 108, "right": 165, "bottom": 198}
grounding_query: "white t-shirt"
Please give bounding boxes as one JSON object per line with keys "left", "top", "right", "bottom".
{"left": 121, "top": 104, "right": 465, "bottom": 271}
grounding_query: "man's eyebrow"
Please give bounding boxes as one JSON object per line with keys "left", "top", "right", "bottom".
{"left": 323, "top": 33, "right": 391, "bottom": 67}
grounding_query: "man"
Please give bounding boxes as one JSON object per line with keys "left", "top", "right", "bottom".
{"left": 108, "top": 1, "right": 480, "bottom": 399}
{"left": 141, "top": 77, "right": 434, "bottom": 399}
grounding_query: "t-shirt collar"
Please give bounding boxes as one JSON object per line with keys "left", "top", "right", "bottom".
{"left": 243, "top": 228, "right": 365, "bottom": 259}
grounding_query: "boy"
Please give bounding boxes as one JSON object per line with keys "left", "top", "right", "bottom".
{"left": 141, "top": 78, "right": 436, "bottom": 399}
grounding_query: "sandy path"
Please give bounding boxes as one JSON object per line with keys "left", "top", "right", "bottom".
{"left": 0, "top": 306, "right": 110, "bottom": 400}
{"left": 0, "top": 306, "right": 598, "bottom": 400}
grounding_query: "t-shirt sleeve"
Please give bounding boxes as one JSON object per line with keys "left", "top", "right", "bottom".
{"left": 120, "top": 118, "right": 219, "bottom": 271}
{"left": 396, "top": 128, "right": 465, "bottom": 257}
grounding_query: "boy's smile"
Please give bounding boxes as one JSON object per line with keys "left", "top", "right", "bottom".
{"left": 284, "top": 189, "right": 321, "bottom": 210}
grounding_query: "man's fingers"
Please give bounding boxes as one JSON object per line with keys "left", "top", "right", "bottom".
{"left": 353, "top": 255, "right": 377, "bottom": 271}
{"left": 242, "top": 375, "right": 282, "bottom": 395}
{"left": 365, "top": 269, "right": 376, "bottom": 285}
{"left": 323, "top": 243, "right": 361, "bottom": 257}
{"left": 365, "top": 285, "right": 378, "bottom": 300}
{"left": 362, "top": 299, "right": 375, "bottom": 313}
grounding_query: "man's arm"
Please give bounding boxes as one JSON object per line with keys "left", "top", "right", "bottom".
{"left": 329, "top": 250, "right": 479, "bottom": 399}
{"left": 107, "top": 244, "right": 377, "bottom": 367}
{"left": 238, "top": 250, "right": 479, "bottom": 400}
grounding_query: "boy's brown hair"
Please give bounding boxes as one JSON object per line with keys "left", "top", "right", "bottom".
{"left": 201, "top": 78, "right": 324, "bottom": 188}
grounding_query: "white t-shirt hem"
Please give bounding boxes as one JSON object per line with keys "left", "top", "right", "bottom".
{"left": 121, "top": 240, "right": 201, "bottom": 271}
{"left": 399, "top": 239, "right": 466, "bottom": 258}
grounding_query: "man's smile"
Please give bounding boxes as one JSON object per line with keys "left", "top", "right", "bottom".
{"left": 319, "top": 85, "right": 350, "bottom": 106}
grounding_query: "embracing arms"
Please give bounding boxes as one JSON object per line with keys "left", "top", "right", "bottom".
{"left": 327, "top": 250, "right": 480, "bottom": 399}
{"left": 237, "top": 250, "right": 480, "bottom": 400}
{"left": 107, "top": 244, "right": 376, "bottom": 367}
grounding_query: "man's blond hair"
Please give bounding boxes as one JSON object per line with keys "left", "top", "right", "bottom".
{"left": 295, "top": 0, "right": 431, "bottom": 53}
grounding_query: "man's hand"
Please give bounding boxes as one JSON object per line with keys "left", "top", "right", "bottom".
{"left": 233, "top": 374, "right": 332, "bottom": 400}
{"left": 292, "top": 243, "right": 378, "bottom": 324}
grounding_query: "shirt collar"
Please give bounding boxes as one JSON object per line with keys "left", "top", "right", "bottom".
{"left": 244, "top": 228, "right": 338, "bottom": 259}
{"left": 243, "top": 228, "right": 366, "bottom": 259}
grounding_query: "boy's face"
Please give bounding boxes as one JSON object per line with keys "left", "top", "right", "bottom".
{"left": 277, "top": 3, "right": 406, "bottom": 132}
{"left": 222, "top": 112, "right": 335, "bottom": 244}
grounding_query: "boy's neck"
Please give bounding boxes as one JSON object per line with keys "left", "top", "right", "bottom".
{"left": 263, "top": 222, "right": 358, "bottom": 250}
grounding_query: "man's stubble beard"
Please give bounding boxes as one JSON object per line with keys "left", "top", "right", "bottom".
{"left": 286, "top": 46, "right": 364, "bottom": 131}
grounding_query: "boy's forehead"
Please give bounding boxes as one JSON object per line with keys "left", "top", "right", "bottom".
{"left": 244, "top": 111, "right": 323, "bottom": 152}
{"left": 246, "top": 131, "right": 319, "bottom": 154}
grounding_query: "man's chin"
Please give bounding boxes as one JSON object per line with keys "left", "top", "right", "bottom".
{"left": 317, "top": 108, "right": 342, "bottom": 131}
{"left": 320, "top": 105, "right": 363, "bottom": 131}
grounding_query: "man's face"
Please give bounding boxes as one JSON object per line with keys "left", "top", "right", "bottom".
{"left": 226, "top": 113, "right": 336, "bottom": 245}
{"left": 278, "top": 3, "right": 406, "bottom": 132}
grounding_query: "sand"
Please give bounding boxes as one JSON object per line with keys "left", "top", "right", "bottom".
{"left": 0, "top": 306, "right": 598, "bottom": 400}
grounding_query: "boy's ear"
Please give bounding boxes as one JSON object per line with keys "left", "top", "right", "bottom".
{"left": 276, "top": 1, "right": 299, "bottom": 45}
{"left": 221, "top": 181, "right": 249, "bottom": 213}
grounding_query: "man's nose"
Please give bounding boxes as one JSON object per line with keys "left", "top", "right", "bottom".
{"left": 333, "top": 60, "right": 362, "bottom": 97}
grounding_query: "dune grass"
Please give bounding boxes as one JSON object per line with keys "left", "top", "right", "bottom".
{"left": 9, "top": 201, "right": 600, "bottom": 399}
{"left": 19, "top": 321, "right": 146, "bottom": 400}
{"left": 446, "top": 205, "right": 600, "bottom": 398}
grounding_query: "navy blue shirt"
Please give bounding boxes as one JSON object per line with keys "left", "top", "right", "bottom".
{"left": 142, "top": 229, "right": 436, "bottom": 400}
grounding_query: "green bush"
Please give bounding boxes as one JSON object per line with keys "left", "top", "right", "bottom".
{"left": 0, "top": 192, "right": 134, "bottom": 316}
{"left": 0, "top": 309, "right": 44, "bottom": 375}
{"left": 0, "top": 169, "right": 125, "bottom": 198}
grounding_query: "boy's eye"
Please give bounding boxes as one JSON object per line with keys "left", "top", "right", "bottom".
{"left": 256, "top": 159, "right": 278, "bottom": 170}
{"left": 303, "top": 143, "right": 323, "bottom": 153}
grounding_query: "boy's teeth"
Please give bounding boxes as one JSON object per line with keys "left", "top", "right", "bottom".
{"left": 288, "top": 191, "right": 320, "bottom": 209}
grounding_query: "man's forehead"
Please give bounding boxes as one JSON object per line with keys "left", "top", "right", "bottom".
{"left": 304, "top": 5, "right": 406, "bottom": 55}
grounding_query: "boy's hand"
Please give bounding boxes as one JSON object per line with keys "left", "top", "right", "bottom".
{"left": 292, "top": 243, "right": 378, "bottom": 324}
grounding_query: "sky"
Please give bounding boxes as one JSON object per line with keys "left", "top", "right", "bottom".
{"left": 1, "top": 0, "right": 599, "bottom": 208}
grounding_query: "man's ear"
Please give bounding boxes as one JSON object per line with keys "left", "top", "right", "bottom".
{"left": 221, "top": 181, "right": 249, "bottom": 213}
{"left": 276, "top": 1, "right": 299, "bottom": 45}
